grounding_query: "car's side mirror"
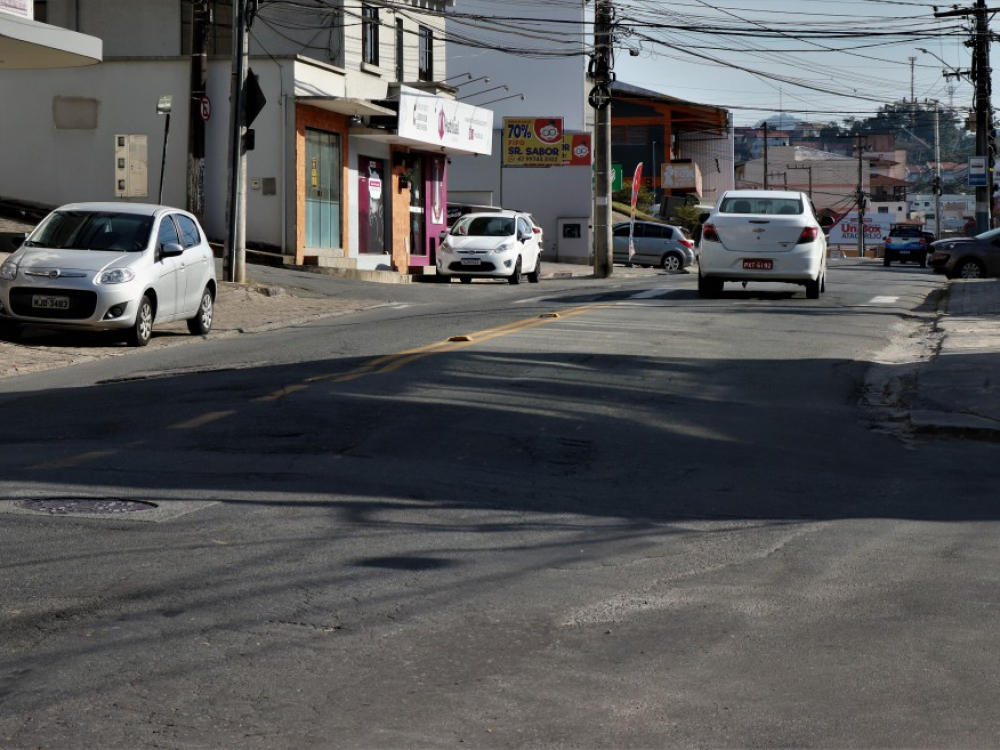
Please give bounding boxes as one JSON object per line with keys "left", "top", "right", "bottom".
{"left": 439, "top": 230, "right": 448, "bottom": 241}
{"left": 161, "top": 242, "right": 184, "bottom": 258}
{"left": 519, "top": 232, "right": 532, "bottom": 242}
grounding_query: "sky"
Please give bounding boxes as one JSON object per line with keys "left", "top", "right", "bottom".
{"left": 610, "top": 0, "right": 982, "bottom": 127}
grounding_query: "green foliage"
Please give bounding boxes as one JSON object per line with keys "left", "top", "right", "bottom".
{"left": 670, "top": 205, "right": 705, "bottom": 232}
{"left": 612, "top": 179, "right": 655, "bottom": 212}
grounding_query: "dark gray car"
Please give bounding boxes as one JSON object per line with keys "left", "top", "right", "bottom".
{"left": 928, "top": 228, "right": 1000, "bottom": 278}
{"left": 612, "top": 221, "right": 695, "bottom": 271}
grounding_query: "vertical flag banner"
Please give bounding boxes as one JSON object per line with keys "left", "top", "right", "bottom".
{"left": 629, "top": 163, "right": 643, "bottom": 259}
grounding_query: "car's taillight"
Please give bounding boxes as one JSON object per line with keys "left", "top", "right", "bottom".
{"left": 797, "top": 226, "right": 820, "bottom": 244}
{"left": 702, "top": 223, "right": 719, "bottom": 242}
{"left": 679, "top": 238, "right": 694, "bottom": 249}
{"left": 532, "top": 227, "right": 542, "bottom": 234}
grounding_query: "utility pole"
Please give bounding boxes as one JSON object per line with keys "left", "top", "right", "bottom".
{"left": 589, "top": 0, "right": 614, "bottom": 278}
{"left": 932, "top": 100, "right": 943, "bottom": 238}
{"left": 767, "top": 171, "right": 787, "bottom": 189}
{"left": 935, "top": 1, "right": 993, "bottom": 232}
{"left": 187, "top": 0, "right": 209, "bottom": 221}
{"left": 762, "top": 122, "right": 769, "bottom": 189}
{"left": 788, "top": 164, "right": 813, "bottom": 198}
{"left": 839, "top": 133, "right": 869, "bottom": 258}
{"left": 224, "top": 0, "right": 253, "bottom": 283}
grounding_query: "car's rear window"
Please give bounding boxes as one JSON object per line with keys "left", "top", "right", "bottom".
{"left": 452, "top": 216, "right": 515, "bottom": 237}
{"left": 889, "top": 225, "right": 923, "bottom": 237}
{"left": 719, "top": 198, "right": 803, "bottom": 216}
{"left": 28, "top": 211, "right": 154, "bottom": 251}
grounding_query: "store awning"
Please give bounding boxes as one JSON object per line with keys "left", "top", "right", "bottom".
{"left": 0, "top": 12, "right": 102, "bottom": 69}
{"left": 297, "top": 96, "right": 395, "bottom": 118}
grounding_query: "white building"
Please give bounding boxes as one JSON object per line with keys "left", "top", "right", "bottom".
{"left": 444, "top": 0, "right": 594, "bottom": 262}
{"left": 0, "top": 0, "right": 491, "bottom": 277}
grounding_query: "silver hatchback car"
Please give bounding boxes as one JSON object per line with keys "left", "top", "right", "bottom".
{"left": 0, "top": 202, "right": 217, "bottom": 346}
{"left": 612, "top": 221, "right": 695, "bottom": 271}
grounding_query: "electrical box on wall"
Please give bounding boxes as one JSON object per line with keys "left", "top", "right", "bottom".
{"left": 114, "top": 134, "right": 149, "bottom": 199}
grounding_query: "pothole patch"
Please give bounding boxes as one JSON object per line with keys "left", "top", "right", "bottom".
{"left": 17, "top": 497, "right": 157, "bottom": 515}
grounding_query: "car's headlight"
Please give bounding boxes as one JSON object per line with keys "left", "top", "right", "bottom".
{"left": 0, "top": 260, "right": 17, "bottom": 281}
{"left": 492, "top": 240, "right": 515, "bottom": 254}
{"left": 98, "top": 268, "right": 136, "bottom": 284}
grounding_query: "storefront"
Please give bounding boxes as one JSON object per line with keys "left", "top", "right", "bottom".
{"left": 350, "top": 86, "right": 493, "bottom": 275}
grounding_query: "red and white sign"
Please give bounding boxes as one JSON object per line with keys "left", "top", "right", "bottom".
{"left": 200, "top": 96, "right": 211, "bottom": 122}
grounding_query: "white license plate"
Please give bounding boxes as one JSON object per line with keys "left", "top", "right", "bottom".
{"left": 32, "top": 294, "right": 70, "bottom": 310}
{"left": 743, "top": 258, "right": 773, "bottom": 270}
{"left": 460, "top": 258, "right": 482, "bottom": 266}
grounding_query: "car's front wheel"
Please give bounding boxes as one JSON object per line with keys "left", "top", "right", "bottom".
{"left": 127, "top": 295, "right": 154, "bottom": 347}
{"left": 660, "top": 252, "right": 683, "bottom": 272}
{"left": 508, "top": 257, "right": 522, "bottom": 285}
{"left": 883, "top": 257, "right": 891, "bottom": 267}
{"left": 952, "top": 258, "right": 986, "bottom": 279}
{"left": 0, "top": 320, "right": 22, "bottom": 341}
{"left": 187, "top": 286, "right": 214, "bottom": 336}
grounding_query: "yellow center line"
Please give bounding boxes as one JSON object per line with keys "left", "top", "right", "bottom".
{"left": 168, "top": 410, "right": 237, "bottom": 430}
{"left": 252, "top": 384, "right": 312, "bottom": 402}
{"left": 29, "top": 450, "right": 118, "bottom": 470}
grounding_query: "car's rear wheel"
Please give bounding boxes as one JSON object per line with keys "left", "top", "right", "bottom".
{"left": 697, "top": 273, "right": 723, "bottom": 298}
{"left": 527, "top": 258, "right": 541, "bottom": 283}
{"left": 953, "top": 258, "right": 985, "bottom": 279}
{"left": 187, "top": 286, "right": 214, "bottom": 336}
{"left": 660, "top": 252, "right": 683, "bottom": 272}
{"left": 508, "top": 257, "right": 522, "bottom": 285}
{"left": 919, "top": 254, "right": 927, "bottom": 268}
{"left": 805, "top": 277, "right": 821, "bottom": 299}
{"left": 127, "top": 295, "right": 153, "bottom": 347}
{"left": 883, "top": 257, "right": 891, "bottom": 267}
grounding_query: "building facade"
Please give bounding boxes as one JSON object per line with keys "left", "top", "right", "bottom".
{"left": 0, "top": 0, "right": 491, "bottom": 276}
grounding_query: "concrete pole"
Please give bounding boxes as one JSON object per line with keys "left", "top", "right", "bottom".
{"left": 186, "top": 0, "right": 209, "bottom": 221}
{"left": 224, "top": 0, "right": 248, "bottom": 283}
{"left": 591, "top": 0, "right": 613, "bottom": 279}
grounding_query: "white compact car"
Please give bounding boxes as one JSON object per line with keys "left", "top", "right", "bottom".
{"left": 0, "top": 202, "right": 217, "bottom": 346}
{"left": 437, "top": 210, "right": 542, "bottom": 284}
{"left": 697, "top": 190, "right": 830, "bottom": 299}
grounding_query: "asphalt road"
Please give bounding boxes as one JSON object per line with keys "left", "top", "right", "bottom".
{"left": 2, "top": 260, "right": 999, "bottom": 748}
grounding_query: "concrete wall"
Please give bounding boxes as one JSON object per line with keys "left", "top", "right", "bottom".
{"left": 0, "top": 60, "right": 189, "bottom": 209}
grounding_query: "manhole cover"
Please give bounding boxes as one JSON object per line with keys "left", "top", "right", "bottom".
{"left": 17, "top": 497, "right": 158, "bottom": 515}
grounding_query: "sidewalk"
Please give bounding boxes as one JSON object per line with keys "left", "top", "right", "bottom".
{"left": 909, "top": 277, "right": 1000, "bottom": 441}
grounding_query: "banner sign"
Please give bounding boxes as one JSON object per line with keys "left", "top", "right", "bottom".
{"left": 629, "top": 163, "right": 643, "bottom": 259}
{"left": 562, "top": 133, "right": 592, "bottom": 166}
{"left": 828, "top": 213, "right": 893, "bottom": 245}
{"left": 503, "top": 117, "right": 564, "bottom": 167}
{"left": 397, "top": 86, "right": 493, "bottom": 155}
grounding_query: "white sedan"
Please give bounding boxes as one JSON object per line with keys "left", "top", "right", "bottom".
{"left": 0, "top": 202, "right": 216, "bottom": 346}
{"left": 697, "top": 190, "right": 831, "bottom": 299}
{"left": 437, "top": 211, "right": 542, "bottom": 284}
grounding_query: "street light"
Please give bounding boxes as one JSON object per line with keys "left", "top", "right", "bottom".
{"left": 156, "top": 94, "right": 172, "bottom": 204}
{"left": 916, "top": 48, "right": 969, "bottom": 81}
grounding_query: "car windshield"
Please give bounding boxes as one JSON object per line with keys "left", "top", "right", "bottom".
{"left": 719, "top": 197, "right": 803, "bottom": 215}
{"left": 452, "top": 215, "right": 515, "bottom": 237}
{"left": 26, "top": 211, "right": 154, "bottom": 251}
{"left": 974, "top": 227, "right": 1000, "bottom": 242}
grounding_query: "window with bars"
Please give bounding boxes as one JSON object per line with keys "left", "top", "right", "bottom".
{"left": 418, "top": 26, "right": 433, "bottom": 82}
{"left": 362, "top": 4, "right": 379, "bottom": 66}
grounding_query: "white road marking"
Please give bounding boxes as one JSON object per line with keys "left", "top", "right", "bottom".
{"left": 861, "top": 296, "right": 900, "bottom": 306}
{"left": 628, "top": 288, "right": 672, "bottom": 299}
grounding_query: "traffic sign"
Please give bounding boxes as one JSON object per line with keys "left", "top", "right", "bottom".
{"left": 968, "top": 156, "right": 988, "bottom": 187}
{"left": 588, "top": 84, "right": 611, "bottom": 110}
{"left": 200, "top": 95, "right": 211, "bottom": 122}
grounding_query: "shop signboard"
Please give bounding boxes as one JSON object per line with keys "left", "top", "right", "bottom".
{"left": 828, "top": 213, "right": 893, "bottom": 246}
{"left": 503, "top": 117, "right": 564, "bottom": 167}
{"left": 397, "top": 86, "right": 493, "bottom": 155}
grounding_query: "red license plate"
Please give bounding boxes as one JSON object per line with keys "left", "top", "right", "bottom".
{"left": 743, "top": 258, "right": 773, "bottom": 270}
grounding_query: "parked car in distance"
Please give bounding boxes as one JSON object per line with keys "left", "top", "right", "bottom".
{"left": 927, "top": 228, "right": 1000, "bottom": 278}
{"left": 0, "top": 202, "right": 216, "bottom": 346}
{"left": 436, "top": 210, "right": 542, "bottom": 284}
{"left": 882, "top": 223, "right": 928, "bottom": 267}
{"left": 697, "top": 189, "right": 830, "bottom": 299}
{"left": 612, "top": 221, "right": 695, "bottom": 271}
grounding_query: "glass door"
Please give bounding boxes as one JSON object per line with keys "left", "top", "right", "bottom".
{"left": 305, "top": 128, "right": 341, "bottom": 249}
